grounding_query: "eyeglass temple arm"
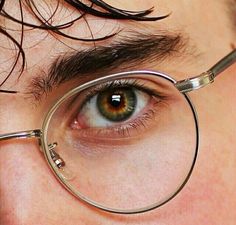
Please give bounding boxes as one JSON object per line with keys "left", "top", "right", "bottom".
{"left": 0, "top": 130, "right": 41, "bottom": 141}
{"left": 176, "top": 49, "right": 236, "bottom": 93}
{"left": 209, "top": 49, "right": 236, "bottom": 77}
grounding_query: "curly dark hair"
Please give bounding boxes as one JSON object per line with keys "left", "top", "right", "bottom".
{"left": 0, "top": 0, "right": 168, "bottom": 87}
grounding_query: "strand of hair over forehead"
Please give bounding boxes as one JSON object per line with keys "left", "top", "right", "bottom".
{"left": 0, "top": 0, "right": 169, "bottom": 87}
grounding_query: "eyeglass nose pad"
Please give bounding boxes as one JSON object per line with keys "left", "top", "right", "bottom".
{"left": 48, "top": 142, "right": 75, "bottom": 181}
{"left": 57, "top": 167, "right": 75, "bottom": 181}
{"left": 38, "top": 140, "right": 75, "bottom": 181}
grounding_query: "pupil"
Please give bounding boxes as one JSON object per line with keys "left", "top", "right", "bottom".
{"left": 109, "top": 94, "right": 123, "bottom": 108}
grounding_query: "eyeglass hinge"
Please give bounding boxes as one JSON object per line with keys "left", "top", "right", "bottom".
{"left": 175, "top": 71, "right": 215, "bottom": 93}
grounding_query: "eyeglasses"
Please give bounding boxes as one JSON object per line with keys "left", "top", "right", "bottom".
{"left": 1, "top": 49, "right": 236, "bottom": 214}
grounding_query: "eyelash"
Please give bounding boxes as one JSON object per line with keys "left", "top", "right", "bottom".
{"left": 81, "top": 79, "right": 159, "bottom": 104}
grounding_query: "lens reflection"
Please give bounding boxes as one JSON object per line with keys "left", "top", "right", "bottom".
{"left": 42, "top": 72, "right": 198, "bottom": 213}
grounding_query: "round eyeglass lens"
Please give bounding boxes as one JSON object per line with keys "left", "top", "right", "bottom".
{"left": 41, "top": 71, "right": 198, "bottom": 214}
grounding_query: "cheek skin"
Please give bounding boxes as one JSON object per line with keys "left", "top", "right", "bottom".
{"left": 0, "top": 141, "right": 100, "bottom": 225}
{"left": 173, "top": 150, "right": 235, "bottom": 224}
{"left": 1, "top": 124, "right": 235, "bottom": 225}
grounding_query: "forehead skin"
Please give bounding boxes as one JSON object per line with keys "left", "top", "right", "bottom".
{"left": 0, "top": 0, "right": 236, "bottom": 225}
{"left": 0, "top": 0, "right": 234, "bottom": 91}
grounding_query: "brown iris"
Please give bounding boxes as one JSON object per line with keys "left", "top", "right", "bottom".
{"left": 97, "top": 87, "right": 137, "bottom": 122}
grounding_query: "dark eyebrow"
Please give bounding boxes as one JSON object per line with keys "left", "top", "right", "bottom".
{"left": 28, "top": 31, "right": 186, "bottom": 100}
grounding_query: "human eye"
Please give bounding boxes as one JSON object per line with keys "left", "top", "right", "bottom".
{"left": 67, "top": 78, "right": 170, "bottom": 142}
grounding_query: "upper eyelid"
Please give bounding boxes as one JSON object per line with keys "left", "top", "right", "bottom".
{"left": 66, "top": 78, "right": 161, "bottom": 115}
{"left": 81, "top": 79, "right": 166, "bottom": 101}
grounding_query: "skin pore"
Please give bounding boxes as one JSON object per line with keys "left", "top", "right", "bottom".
{"left": 0, "top": 0, "right": 236, "bottom": 224}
